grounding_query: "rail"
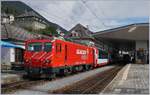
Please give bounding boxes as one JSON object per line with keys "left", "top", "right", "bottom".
{"left": 51, "top": 65, "right": 123, "bottom": 94}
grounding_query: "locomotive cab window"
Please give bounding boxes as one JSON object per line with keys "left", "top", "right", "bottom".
{"left": 27, "top": 42, "right": 42, "bottom": 52}
{"left": 44, "top": 43, "right": 52, "bottom": 52}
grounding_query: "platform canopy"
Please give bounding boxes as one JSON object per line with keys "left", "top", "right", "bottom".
{"left": 0, "top": 41, "right": 25, "bottom": 49}
{"left": 93, "top": 23, "right": 149, "bottom": 41}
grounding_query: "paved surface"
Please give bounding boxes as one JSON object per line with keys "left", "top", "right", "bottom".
{"left": 13, "top": 65, "right": 115, "bottom": 94}
{"left": 1, "top": 73, "right": 22, "bottom": 85}
{"left": 101, "top": 64, "right": 149, "bottom": 94}
{"left": 1, "top": 70, "right": 25, "bottom": 84}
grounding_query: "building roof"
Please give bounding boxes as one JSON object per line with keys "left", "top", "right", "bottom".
{"left": 16, "top": 11, "right": 42, "bottom": 19}
{"left": 1, "top": 24, "right": 50, "bottom": 41}
{"left": 93, "top": 23, "right": 149, "bottom": 41}
{"left": 66, "top": 23, "right": 93, "bottom": 38}
{"left": 69, "top": 23, "right": 93, "bottom": 33}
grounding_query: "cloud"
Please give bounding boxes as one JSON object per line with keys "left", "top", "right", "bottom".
{"left": 18, "top": 0, "right": 149, "bottom": 32}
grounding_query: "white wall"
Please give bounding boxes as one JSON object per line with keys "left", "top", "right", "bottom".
{"left": 10, "top": 48, "right": 15, "bottom": 62}
{"left": 1, "top": 47, "right": 16, "bottom": 65}
{"left": 1, "top": 18, "right": 10, "bottom": 24}
{"left": 16, "top": 20, "right": 46, "bottom": 30}
{"left": 33, "top": 21, "right": 46, "bottom": 30}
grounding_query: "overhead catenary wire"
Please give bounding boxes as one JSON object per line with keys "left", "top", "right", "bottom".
{"left": 24, "top": 1, "right": 76, "bottom": 28}
{"left": 25, "top": 0, "right": 115, "bottom": 31}
{"left": 25, "top": 0, "right": 106, "bottom": 31}
{"left": 80, "top": 0, "right": 112, "bottom": 29}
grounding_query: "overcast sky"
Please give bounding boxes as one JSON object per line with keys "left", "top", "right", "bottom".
{"left": 5, "top": 0, "right": 150, "bottom": 32}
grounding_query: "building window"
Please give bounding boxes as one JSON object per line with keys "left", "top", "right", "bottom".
{"left": 76, "top": 32, "right": 79, "bottom": 37}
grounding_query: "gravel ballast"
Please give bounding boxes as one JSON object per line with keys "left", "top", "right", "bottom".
{"left": 14, "top": 65, "right": 115, "bottom": 94}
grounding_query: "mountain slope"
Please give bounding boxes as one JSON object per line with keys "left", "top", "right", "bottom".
{"left": 1, "top": 1, "right": 68, "bottom": 33}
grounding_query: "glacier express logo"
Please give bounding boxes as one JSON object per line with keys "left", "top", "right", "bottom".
{"left": 76, "top": 49, "right": 87, "bottom": 55}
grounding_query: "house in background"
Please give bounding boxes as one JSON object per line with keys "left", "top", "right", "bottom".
{"left": 1, "top": 12, "right": 50, "bottom": 70}
{"left": 65, "top": 24, "right": 95, "bottom": 46}
{"left": 1, "top": 12, "right": 14, "bottom": 24}
{"left": 15, "top": 11, "right": 47, "bottom": 30}
{"left": 65, "top": 23, "right": 110, "bottom": 53}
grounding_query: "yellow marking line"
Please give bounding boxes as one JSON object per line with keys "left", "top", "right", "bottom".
{"left": 119, "top": 64, "right": 131, "bottom": 85}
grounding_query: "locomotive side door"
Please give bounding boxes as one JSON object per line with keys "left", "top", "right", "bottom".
{"left": 55, "top": 42, "right": 64, "bottom": 67}
{"left": 64, "top": 45, "right": 68, "bottom": 65}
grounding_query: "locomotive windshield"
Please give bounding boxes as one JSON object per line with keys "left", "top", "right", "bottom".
{"left": 27, "top": 42, "right": 52, "bottom": 52}
{"left": 28, "top": 42, "right": 42, "bottom": 52}
{"left": 44, "top": 43, "right": 52, "bottom": 52}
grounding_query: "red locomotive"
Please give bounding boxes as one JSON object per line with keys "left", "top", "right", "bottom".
{"left": 24, "top": 39, "right": 109, "bottom": 78}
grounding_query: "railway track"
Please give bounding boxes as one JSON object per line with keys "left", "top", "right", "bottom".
{"left": 1, "top": 69, "right": 92, "bottom": 94}
{"left": 1, "top": 68, "right": 91, "bottom": 94}
{"left": 1, "top": 79, "right": 47, "bottom": 94}
{"left": 51, "top": 65, "right": 123, "bottom": 94}
{"left": 2, "top": 65, "right": 123, "bottom": 94}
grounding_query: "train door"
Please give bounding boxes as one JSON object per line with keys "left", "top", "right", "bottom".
{"left": 92, "top": 49, "right": 95, "bottom": 66}
{"left": 93, "top": 48, "right": 98, "bottom": 67}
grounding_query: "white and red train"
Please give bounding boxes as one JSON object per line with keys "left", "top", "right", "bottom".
{"left": 24, "top": 39, "right": 110, "bottom": 78}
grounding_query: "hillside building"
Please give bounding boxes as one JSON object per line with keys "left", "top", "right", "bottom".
{"left": 15, "top": 11, "right": 47, "bottom": 30}
{"left": 1, "top": 13, "right": 14, "bottom": 24}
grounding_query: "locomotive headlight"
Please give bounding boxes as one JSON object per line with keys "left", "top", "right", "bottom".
{"left": 44, "top": 60, "right": 51, "bottom": 63}
{"left": 25, "top": 59, "right": 29, "bottom": 62}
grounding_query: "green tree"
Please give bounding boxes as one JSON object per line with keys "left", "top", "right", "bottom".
{"left": 39, "top": 26, "right": 58, "bottom": 36}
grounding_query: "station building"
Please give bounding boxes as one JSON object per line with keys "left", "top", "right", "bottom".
{"left": 93, "top": 23, "right": 149, "bottom": 64}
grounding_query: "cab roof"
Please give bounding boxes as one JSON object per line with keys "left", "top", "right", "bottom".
{"left": 26, "top": 39, "right": 51, "bottom": 43}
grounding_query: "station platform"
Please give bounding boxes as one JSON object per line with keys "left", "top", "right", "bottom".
{"left": 101, "top": 64, "right": 149, "bottom": 94}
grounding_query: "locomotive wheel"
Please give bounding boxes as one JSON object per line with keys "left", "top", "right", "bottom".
{"left": 85, "top": 65, "right": 89, "bottom": 71}
{"left": 63, "top": 69, "right": 70, "bottom": 76}
{"left": 48, "top": 73, "right": 56, "bottom": 80}
{"left": 67, "top": 68, "right": 72, "bottom": 74}
{"left": 89, "top": 65, "right": 93, "bottom": 70}
{"left": 79, "top": 66, "right": 83, "bottom": 72}
{"left": 85, "top": 65, "right": 92, "bottom": 71}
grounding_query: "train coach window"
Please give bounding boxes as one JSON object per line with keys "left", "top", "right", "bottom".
{"left": 104, "top": 52, "right": 108, "bottom": 58}
{"left": 98, "top": 50, "right": 102, "bottom": 58}
{"left": 98, "top": 50, "right": 108, "bottom": 59}
{"left": 56, "top": 43, "right": 62, "bottom": 52}
{"left": 44, "top": 43, "right": 52, "bottom": 52}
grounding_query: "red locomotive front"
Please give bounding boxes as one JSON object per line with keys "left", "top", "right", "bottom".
{"left": 24, "top": 39, "right": 98, "bottom": 78}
